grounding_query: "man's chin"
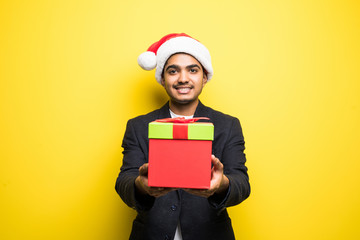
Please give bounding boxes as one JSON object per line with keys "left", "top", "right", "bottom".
{"left": 171, "top": 98, "right": 197, "bottom": 105}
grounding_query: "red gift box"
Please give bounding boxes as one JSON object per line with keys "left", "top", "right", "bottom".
{"left": 148, "top": 117, "right": 214, "bottom": 189}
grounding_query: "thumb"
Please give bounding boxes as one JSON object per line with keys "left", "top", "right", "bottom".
{"left": 139, "top": 163, "right": 149, "bottom": 176}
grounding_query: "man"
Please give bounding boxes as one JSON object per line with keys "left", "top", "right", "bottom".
{"left": 115, "top": 33, "right": 250, "bottom": 240}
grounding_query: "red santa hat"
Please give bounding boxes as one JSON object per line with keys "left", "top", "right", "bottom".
{"left": 137, "top": 33, "right": 213, "bottom": 84}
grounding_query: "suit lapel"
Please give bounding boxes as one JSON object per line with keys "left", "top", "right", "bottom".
{"left": 157, "top": 101, "right": 171, "bottom": 119}
{"left": 194, "top": 100, "right": 209, "bottom": 118}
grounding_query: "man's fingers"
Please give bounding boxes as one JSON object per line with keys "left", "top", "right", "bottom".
{"left": 183, "top": 188, "right": 213, "bottom": 198}
{"left": 149, "top": 187, "right": 176, "bottom": 197}
{"left": 211, "top": 155, "right": 223, "bottom": 170}
{"left": 211, "top": 155, "right": 219, "bottom": 164}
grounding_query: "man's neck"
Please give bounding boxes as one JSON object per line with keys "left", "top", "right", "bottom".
{"left": 169, "top": 99, "right": 199, "bottom": 116}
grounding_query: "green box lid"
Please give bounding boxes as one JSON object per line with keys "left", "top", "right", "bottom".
{"left": 149, "top": 121, "right": 214, "bottom": 140}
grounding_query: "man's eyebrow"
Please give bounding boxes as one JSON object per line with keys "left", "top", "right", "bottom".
{"left": 165, "top": 64, "right": 202, "bottom": 72}
{"left": 165, "top": 64, "right": 180, "bottom": 71}
{"left": 186, "top": 64, "right": 201, "bottom": 69}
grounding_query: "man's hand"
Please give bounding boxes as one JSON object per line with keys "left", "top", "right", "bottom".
{"left": 135, "top": 163, "right": 176, "bottom": 198}
{"left": 184, "top": 155, "right": 229, "bottom": 198}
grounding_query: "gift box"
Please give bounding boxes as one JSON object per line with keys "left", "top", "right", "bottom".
{"left": 148, "top": 117, "right": 214, "bottom": 189}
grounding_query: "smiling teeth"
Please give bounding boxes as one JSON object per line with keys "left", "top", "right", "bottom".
{"left": 178, "top": 87, "right": 191, "bottom": 93}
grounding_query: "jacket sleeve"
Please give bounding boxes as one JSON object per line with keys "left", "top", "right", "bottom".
{"left": 115, "top": 119, "right": 155, "bottom": 211}
{"left": 208, "top": 117, "right": 250, "bottom": 209}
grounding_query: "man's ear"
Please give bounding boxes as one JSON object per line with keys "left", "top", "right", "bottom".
{"left": 161, "top": 78, "right": 165, "bottom": 86}
{"left": 202, "top": 74, "right": 208, "bottom": 86}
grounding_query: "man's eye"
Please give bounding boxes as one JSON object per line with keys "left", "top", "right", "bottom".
{"left": 190, "top": 68, "right": 198, "bottom": 73}
{"left": 168, "top": 69, "right": 177, "bottom": 74}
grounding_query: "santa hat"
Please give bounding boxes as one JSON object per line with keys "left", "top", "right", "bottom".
{"left": 137, "top": 33, "right": 213, "bottom": 84}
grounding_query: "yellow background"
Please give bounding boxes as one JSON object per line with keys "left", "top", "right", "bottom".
{"left": 1, "top": 0, "right": 359, "bottom": 239}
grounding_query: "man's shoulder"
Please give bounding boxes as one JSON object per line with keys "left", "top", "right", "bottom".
{"left": 128, "top": 109, "right": 158, "bottom": 124}
{"left": 127, "top": 104, "right": 168, "bottom": 126}
{"left": 201, "top": 104, "right": 244, "bottom": 141}
{"left": 201, "top": 104, "right": 239, "bottom": 124}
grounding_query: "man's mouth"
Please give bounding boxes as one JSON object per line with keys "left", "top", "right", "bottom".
{"left": 174, "top": 86, "right": 193, "bottom": 94}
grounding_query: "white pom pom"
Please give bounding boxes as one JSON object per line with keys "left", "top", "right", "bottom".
{"left": 137, "top": 51, "right": 157, "bottom": 70}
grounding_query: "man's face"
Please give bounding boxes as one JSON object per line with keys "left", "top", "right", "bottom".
{"left": 161, "top": 53, "right": 207, "bottom": 105}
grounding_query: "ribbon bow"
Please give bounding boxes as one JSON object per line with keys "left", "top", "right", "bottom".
{"left": 155, "top": 117, "right": 210, "bottom": 123}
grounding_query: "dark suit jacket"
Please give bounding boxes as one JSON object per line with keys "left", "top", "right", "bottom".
{"left": 115, "top": 101, "right": 250, "bottom": 240}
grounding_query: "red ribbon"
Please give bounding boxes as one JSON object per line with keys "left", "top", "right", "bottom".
{"left": 155, "top": 117, "right": 210, "bottom": 123}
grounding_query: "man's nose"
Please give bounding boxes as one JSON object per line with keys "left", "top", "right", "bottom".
{"left": 178, "top": 70, "right": 188, "bottom": 83}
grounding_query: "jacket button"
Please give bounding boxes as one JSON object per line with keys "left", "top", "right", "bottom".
{"left": 171, "top": 205, "right": 177, "bottom": 211}
{"left": 164, "top": 235, "right": 170, "bottom": 240}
